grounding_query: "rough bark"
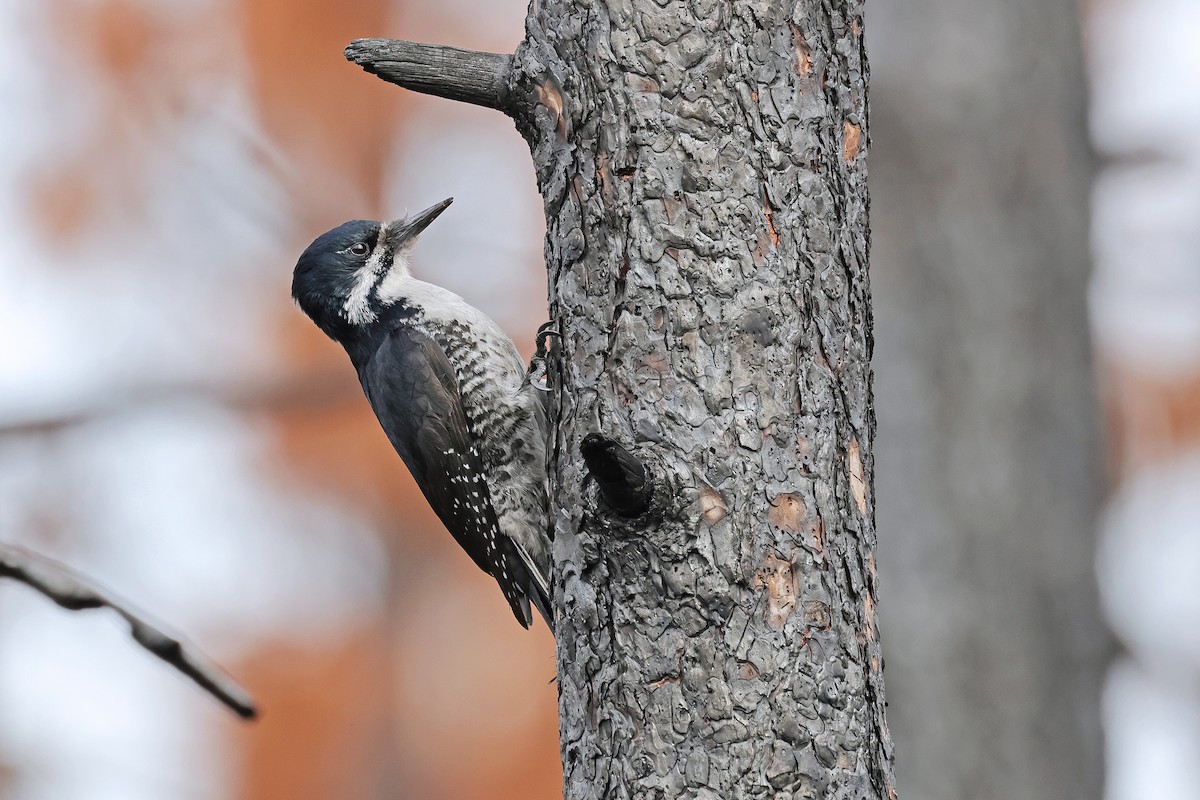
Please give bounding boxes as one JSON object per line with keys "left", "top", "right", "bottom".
{"left": 345, "top": 40, "right": 511, "bottom": 110}
{"left": 867, "top": 2, "right": 1107, "bottom": 798}
{"left": 347, "top": 0, "right": 893, "bottom": 797}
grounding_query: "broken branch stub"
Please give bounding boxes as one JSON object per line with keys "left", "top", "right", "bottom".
{"left": 344, "top": 38, "right": 514, "bottom": 113}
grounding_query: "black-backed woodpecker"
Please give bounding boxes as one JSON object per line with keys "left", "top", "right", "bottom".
{"left": 292, "top": 199, "right": 553, "bottom": 630}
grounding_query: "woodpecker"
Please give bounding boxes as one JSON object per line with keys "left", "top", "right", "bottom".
{"left": 292, "top": 198, "right": 553, "bottom": 630}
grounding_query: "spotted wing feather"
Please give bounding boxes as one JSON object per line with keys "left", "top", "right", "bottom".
{"left": 358, "top": 325, "right": 543, "bottom": 629}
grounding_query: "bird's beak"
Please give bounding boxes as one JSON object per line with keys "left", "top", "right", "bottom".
{"left": 386, "top": 197, "right": 453, "bottom": 248}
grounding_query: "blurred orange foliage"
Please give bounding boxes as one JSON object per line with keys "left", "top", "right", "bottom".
{"left": 28, "top": 0, "right": 561, "bottom": 797}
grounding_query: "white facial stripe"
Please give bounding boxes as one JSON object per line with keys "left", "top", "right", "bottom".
{"left": 375, "top": 248, "right": 413, "bottom": 306}
{"left": 341, "top": 229, "right": 391, "bottom": 325}
{"left": 343, "top": 266, "right": 376, "bottom": 325}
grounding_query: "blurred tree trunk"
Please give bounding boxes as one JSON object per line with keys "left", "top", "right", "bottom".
{"left": 867, "top": 2, "right": 1108, "bottom": 799}
{"left": 514, "top": 2, "right": 894, "bottom": 798}
{"left": 348, "top": 0, "right": 895, "bottom": 796}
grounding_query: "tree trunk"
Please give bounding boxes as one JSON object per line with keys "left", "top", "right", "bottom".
{"left": 346, "top": 0, "right": 894, "bottom": 797}
{"left": 867, "top": 2, "right": 1107, "bottom": 798}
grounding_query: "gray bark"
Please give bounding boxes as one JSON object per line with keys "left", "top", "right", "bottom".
{"left": 348, "top": 0, "right": 893, "bottom": 797}
{"left": 345, "top": 40, "right": 512, "bottom": 111}
{"left": 867, "top": 2, "right": 1108, "bottom": 798}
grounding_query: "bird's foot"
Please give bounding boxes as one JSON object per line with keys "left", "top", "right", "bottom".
{"left": 527, "top": 322, "right": 561, "bottom": 392}
{"left": 534, "top": 321, "right": 560, "bottom": 358}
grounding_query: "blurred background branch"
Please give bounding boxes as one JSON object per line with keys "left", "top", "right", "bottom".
{"left": 0, "top": 542, "right": 257, "bottom": 719}
{"left": 0, "top": 372, "right": 359, "bottom": 439}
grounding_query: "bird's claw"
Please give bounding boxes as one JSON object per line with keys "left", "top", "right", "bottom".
{"left": 528, "top": 359, "right": 552, "bottom": 392}
{"left": 534, "top": 322, "right": 560, "bottom": 359}
{"left": 527, "top": 322, "right": 561, "bottom": 392}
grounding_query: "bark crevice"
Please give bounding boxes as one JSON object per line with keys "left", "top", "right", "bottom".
{"left": 580, "top": 433, "right": 655, "bottom": 518}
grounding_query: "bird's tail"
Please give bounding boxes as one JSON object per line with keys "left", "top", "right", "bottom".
{"left": 513, "top": 541, "right": 554, "bottom": 633}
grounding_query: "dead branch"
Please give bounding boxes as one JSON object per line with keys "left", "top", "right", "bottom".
{"left": 344, "top": 39, "right": 513, "bottom": 112}
{"left": 0, "top": 541, "right": 257, "bottom": 719}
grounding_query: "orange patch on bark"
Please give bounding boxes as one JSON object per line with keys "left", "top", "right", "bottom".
{"left": 760, "top": 552, "right": 799, "bottom": 630}
{"left": 768, "top": 493, "right": 805, "bottom": 532}
{"left": 848, "top": 437, "right": 867, "bottom": 514}
{"left": 858, "top": 590, "right": 876, "bottom": 645}
{"left": 843, "top": 121, "right": 862, "bottom": 162}
{"left": 641, "top": 352, "right": 670, "bottom": 372}
{"left": 660, "top": 195, "right": 687, "bottom": 225}
{"left": 762, "top": 194, "right": 780, "bottom": 248}
{"left": 789, "top": 22, "right": 812, "bottom": 76}
{"left": 699, "top": 485, "right": 727, "bottom": 525}
{"left": 535, "top": 79, "right": 567, "bottom": 139}
{"left": 629, "top": 75, "right": 659, "bottom": 93}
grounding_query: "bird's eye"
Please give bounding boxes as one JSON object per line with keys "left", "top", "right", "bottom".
{"left": 350, "top": 242, "right": 370, "bottom": 256}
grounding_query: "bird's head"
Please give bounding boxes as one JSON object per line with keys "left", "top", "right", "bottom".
{"left": 292, "top": 197, "right": 453, "bottom": 343}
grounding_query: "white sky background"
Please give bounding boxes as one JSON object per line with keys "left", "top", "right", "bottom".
{"left": 1090, "top": 0, "right": 1200, "bottom": 374}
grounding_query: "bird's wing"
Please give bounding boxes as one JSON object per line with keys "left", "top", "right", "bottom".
{"left": 358, "top": 325, "right": 540, "bottom": 628}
